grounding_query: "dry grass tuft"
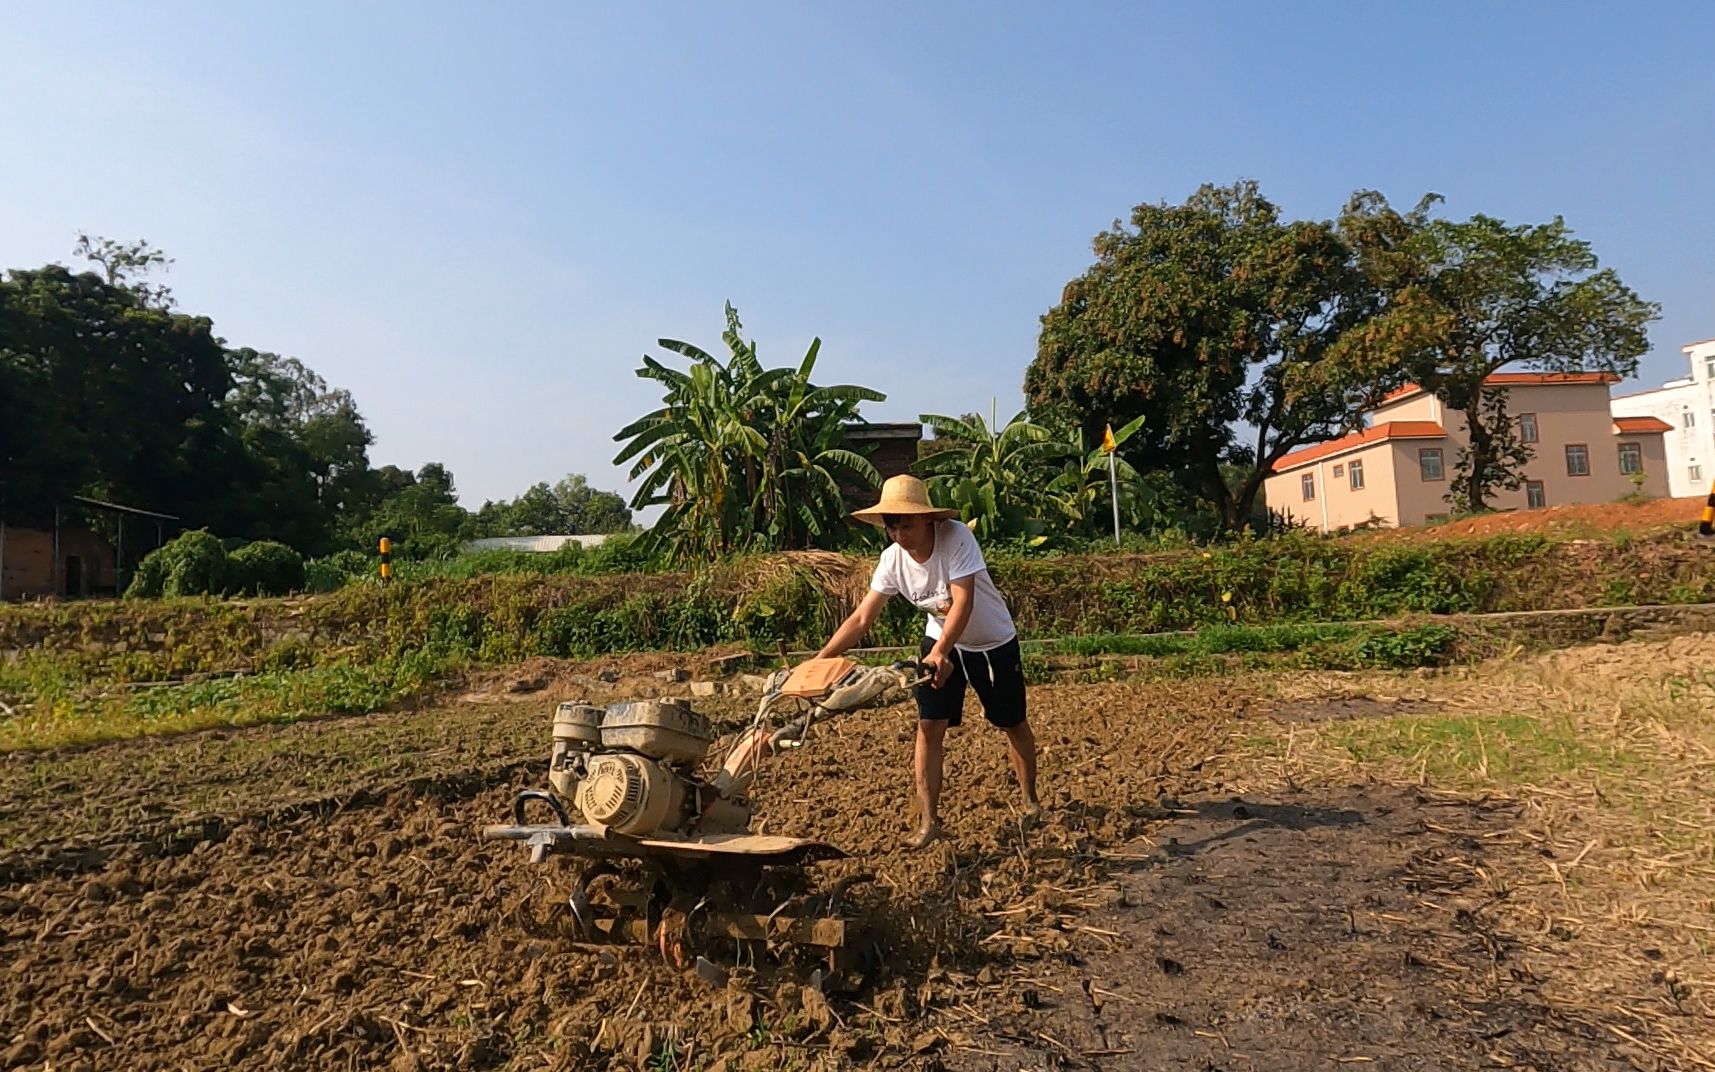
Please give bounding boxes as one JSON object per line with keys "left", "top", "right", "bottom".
{"left": 1232, "top": 634, "right": 1715, "bottom": 1070}
{"left": 732, "top": 551, "right": 871, "bottom": 619}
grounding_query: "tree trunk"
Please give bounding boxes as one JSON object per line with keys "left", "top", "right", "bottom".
{"left": 1461, "top": 413, "right": 1493, "bottom": 513}
{"left": 1232, "top": 466, "right": 1271, "bottom": 532}
{"left": 1189, "top": 437, "right": 1241, "bottom": 532}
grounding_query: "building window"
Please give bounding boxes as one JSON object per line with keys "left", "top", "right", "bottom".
{"left": 1418, "top": 447, "right": 1444, "bottom": 481}
{"left": 1684, "top": 410, "right": 1697, "bottom": 429}
{"left": 1617, "top": 442, "right": 1642, "bottom": 475}
{"left": 1706, "top": 357, "right": 1715, "bottom": 380}
{"left": 1349, "top": 459, "right": 1365, "bottom": 490}
{"left": 1526, "top": 481, "right": 1546, "bottom": 509}
{"left": 1332, "top": 464, "right": 1344, "bottom": 479}
{"left": 1692, "top": 464, "right": 1704, "bottom": 485}
{"left": 1301, "top": 473, "right": 1315, "bottom": 501}
{"left": 1518, "top": 413, "right": 1539, "bottom": 443}
{"left": 1565, "top": 444, "right": 1590, "bottom": 476}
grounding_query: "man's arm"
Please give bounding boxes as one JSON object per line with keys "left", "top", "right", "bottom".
{"left": 816, "top": 589, "right": 891, "bottom": 659}
{"left": 923, "top": 576, "right": 976, "bottom": 688}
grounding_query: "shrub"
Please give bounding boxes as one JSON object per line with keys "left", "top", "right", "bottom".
{"left": 125, "top": 530, "right": 231, "bottom": 598}
{"left": 123, "top": 554, "right": 169, "bottom": 599}
{"left": 228, "top": 541, "right": 306, "bottom": 596}
{"left": 1354, "top": 624, "right": 1459, "bottom": 668}
{"left": 304, "top": 549, "right": 373, "bottom": 593}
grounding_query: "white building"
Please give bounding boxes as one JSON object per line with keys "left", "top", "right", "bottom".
{"left": 1610, "top": 337, "right": 1715, "bottom": 497}
{"left": 461, "top": 534, "right": 614, "bottom": 553}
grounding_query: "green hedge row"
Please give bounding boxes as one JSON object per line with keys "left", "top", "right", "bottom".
{"left": 4, "top": 529, "right": 1710, "bottom": 701}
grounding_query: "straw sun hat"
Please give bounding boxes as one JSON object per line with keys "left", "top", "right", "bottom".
{"left": 851, "top": 474, "right": 959, "bottom": 526}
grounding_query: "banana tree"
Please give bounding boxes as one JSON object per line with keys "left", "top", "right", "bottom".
{"left": 614, "top": 334, "right": 767, "bottom": 558}
{"left": 1048, "top": 414, "right": 1161, "bottom": 533}
{"left": 748, "top": 337, "right": 883, "bottom": 547}
{"left": 614, "top": 304, "right": 885, "bottom": 560}
{"left": 911, "top": 409, "right": 1079, "bottom": 540}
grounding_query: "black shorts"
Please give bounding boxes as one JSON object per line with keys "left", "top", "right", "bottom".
{"left": 916, "top": 635, "right": 1027, "bottom": 729}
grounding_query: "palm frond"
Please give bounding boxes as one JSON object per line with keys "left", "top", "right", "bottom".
{"left": 807, "top": 384, "right": 887, "bottom": 408}
{"left": 656, "top": 339, "right": 718, "bottom": 365}
{"left": 612, "top": 419, "right": 679, "bottom": 464}
{"left": 919, "top": 412, "right": 987, "bottom": 443}
{"left": 795, "top": 336, "right": 821, "bottom": 383}
{"left": 815, "top": 447, "right": 881, "bottom": 483}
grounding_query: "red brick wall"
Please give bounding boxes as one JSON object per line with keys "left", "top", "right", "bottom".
{"left": 839, "top": 428, "right": 923, "bottom": 508}
{"left": 1, "top": 526, "right": 117, "bottom": 600}
{"left": 864, "top": 438, "right": 919, "bottom": 481}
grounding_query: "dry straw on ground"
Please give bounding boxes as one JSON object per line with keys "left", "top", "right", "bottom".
{"left": 1239, "top": 635, "right": 1715, "bottom": 1070}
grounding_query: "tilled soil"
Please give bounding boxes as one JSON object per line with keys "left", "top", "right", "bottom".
{"left": 939, "top": 787, "right": 1639, "bottom": 1071}
{"left": 0, "top": 674, "right": 1678, "bottom": 1070}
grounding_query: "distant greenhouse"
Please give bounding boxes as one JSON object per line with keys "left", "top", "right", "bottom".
{"left": 460, "top": 534, "right": 614, "bottom": 554}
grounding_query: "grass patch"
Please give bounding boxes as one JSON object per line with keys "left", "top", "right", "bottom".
{"left": 0, "top": 655, "right": 456, "bottom": 752}
{"left": 1319, "top": 711, "right": 1624, "bottom": 788}
{"left": 1045, "top": 622, "right": 1363, "bottom": 658}
{"left": 838, "top": 622, "right": 1464, "bottom": 683}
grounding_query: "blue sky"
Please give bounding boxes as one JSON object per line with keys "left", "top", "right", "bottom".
{"left": 4, "top": 3, "right": 1711, "bottom": 509}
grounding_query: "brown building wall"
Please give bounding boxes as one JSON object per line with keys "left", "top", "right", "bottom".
{"left": 0, "top": 525, "right": 117, "bottom": 600}
{"left": 1390, "top": 440, "right": 1460, "bottom": 525}
{"left": 1267, "top": 440, "right": 1407, "bottom": 531}
{"left": 1368, "top": 393, "right": 1442, "bottom": 424}
{"left": 862, "top": 438, "right": 919, "bottom": 481}
{"left": 839, "top": 424, "right": 923, "bottom": 508}
{"left": 1432, "top": 383, "right": 1670, "bottom": 510}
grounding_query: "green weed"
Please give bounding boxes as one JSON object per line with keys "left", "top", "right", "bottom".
{"left": 1325, "top": 711, "right": 1619, "bottom": 787}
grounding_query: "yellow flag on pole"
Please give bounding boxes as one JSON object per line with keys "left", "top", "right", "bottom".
{"left": 1100, "top": 424, "right": 1117, "bottom": 454}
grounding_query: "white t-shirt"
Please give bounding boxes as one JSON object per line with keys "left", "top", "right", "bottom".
{"left": 870, "top": 520, "right": 1017, "bottom": 652}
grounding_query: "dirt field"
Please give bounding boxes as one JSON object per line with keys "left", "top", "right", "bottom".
{"left": 2, "top": 644, "right": 1711, "bottom": 1070}
{"left": 1370, "top": 494, "right": 1708, "bottom": 542}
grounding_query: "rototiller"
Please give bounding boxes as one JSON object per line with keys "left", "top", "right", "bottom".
{"left": 482, "top": 657, "right": 925, "bottom": 973}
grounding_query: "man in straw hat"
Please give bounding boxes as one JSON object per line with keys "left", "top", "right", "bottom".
{"left": 815, "top": 474, "right": 1040, "bottom": 849}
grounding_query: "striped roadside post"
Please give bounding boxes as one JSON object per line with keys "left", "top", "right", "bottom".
{"left": 379, "top": 537, "right": 393, "bottom": 582}
{"left": 1700, "top": 483, "right": 1715, "bottom": 542}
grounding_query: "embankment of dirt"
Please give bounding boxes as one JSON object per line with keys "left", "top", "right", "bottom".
{"left": 5, "top": 520, "right": 1713, "bottom": 695}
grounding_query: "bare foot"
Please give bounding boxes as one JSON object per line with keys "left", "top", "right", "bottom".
{"left": 905, "top": 822, "right": 945, "bottom": 850}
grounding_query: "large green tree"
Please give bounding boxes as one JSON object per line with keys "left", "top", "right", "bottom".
{"left": 471, "top": 474, "right": 631, "bottom": 536}
{"left": 1327, "top": 194, "right": 1660, "bottom": 511}
{"left": 1027, "top": 181, "right": 1385, "bottom": 531}
{"left": 1, "top": 240, "right": 387, "bottom": 557}
{"left": 353, "top": 462, "right": 470, "bottom": 559}
{"left": 72, "top": 234, "right": 176, "bottom": 309}
{"left": 222, "top": 348, "right": 378, "bottom": 551}
{"left": 0, "top": 264, "right": 233, "bottom": 524}
{"left": 614, "top": 304, "right": 883, "bottom": 560}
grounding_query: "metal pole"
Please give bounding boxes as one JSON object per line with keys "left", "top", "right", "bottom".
{"left": 1109, "top": 451, "right": 1121, "bottom": 546}
{"left": 117, "top": 515, "right": 125, "bottom": 597}
{"left": 53, "top": 503, "right": 61, "bottom": 597}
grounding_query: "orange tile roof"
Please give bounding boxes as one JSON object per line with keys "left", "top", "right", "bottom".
{"left": 1271, "top": 421, "right": 1446, "bottom": 473}
{"left": 1378, "top": 371, "right": 1621, "bottom": 407}
{"left": 1613, "top": 416, "right": 1672, "bottom": 434}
